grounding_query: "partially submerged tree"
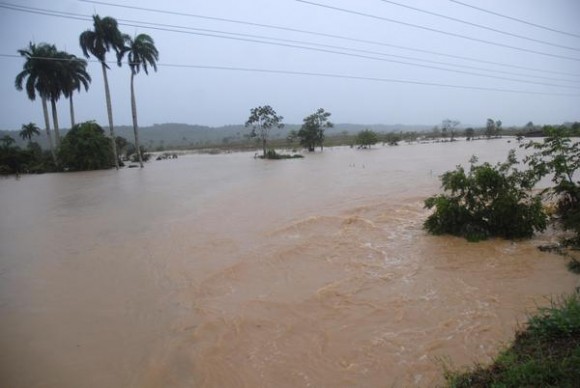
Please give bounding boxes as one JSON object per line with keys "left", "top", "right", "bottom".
{"left": 385, "top": 132, "right": 401, "bottom": 146}
{"left": 80, "top": 15, "right": 126, "bottom": 169}
{"left": 424, "top": 151, "right": 546, "bottom": 241}
{"left": 464, "top": 127, "right": 475, "bottom": 140}
{"left": 442, "top": 119, "right": 460, "bottom": 141}
{"left": 245, "top": 105, "right": 284, "bottom": 158}
{"left": 297, "top": 108, "right": 333, "bottom": 152}
{"left": 356, "top": 129, "right": 379, "bottom": 149}
{"left": 485, "top": 118, "right": 502, "bottom": 138}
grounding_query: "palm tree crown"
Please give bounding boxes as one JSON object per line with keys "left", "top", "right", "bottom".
{"left": 60, "top": 53, "right": 91, "bottom": 127}
{"left": 61, "top": 54, "right": 91, "bottom": 100}
{"left": 79, "top": 15, "right": 125, "bottom": 66}
{"left": 19, "top": 123, "right": 41, "bottom": 142}
{"left": 15, "top": 42, "right": 58, "bottom": 101}
{"left": 125, "top": 34, "right": 159, "bottom": 75}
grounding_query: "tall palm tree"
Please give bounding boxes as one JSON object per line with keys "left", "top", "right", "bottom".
{"left": 15, "top": 42, "right": 58, "bottom": 163}
{"left": 122, "top": 34, "right": 158, "bottom": 168}
{"left": 47, "top": 50, "right": 69, "bottom": 146}
{"left": 79, "top": 15, "right": 126, "bottom": 169}
{"left": 19, "top": 122, "right": 41, "bottom": 143}
{"left": 60, "top": 53, "right": 91, "bottom": 128}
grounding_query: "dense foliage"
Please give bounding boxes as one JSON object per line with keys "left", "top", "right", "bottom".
{"left": 424, "top": 151, "right": 546, "bottom": 241}
{"left": 0, "top": 134, "right": 54, "bottom": 174}
{"left": 58, "top": 121, "right": 113, "bottom": 171}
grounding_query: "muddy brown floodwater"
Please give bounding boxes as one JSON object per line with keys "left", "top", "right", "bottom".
{"left": 1, "top": 140, "right": 578, "bottom": 387}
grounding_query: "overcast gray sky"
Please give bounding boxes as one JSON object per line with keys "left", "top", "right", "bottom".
{"left": 1, "top": 0, "right": 579, "bottom": 130}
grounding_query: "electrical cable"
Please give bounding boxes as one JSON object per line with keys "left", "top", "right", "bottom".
{"left": 449, "top": 0, "right": 580, "bottom": 39}
{"left": 2, "top": 2, "right": 579, "bottom": 89}
{"left": 295, "top": 0, "right": 580, "bottom": 62}
{"left": 76, "top": 0, "right": 580, "bottom": 77}
{"left": 2, "top": 53, "right": 579, "bottom": 97}
{"left": 377, "top": 0, "right": 580, "bottom": 52}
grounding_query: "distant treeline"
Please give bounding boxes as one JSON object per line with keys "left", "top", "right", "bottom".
{"left": 1, "top": 121, "right": 578, "bottom": 151}
{"left": 0, "top": 122, "right": 432, "bottom": 150}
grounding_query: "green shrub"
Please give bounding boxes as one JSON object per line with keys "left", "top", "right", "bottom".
{"left": 424, "top": 151, "right": 547, "bottom": 241}
{"left": 58, "top": 121, "right": 114, "bottom": 171}
{"left": 446, "top": 292, "right": 580, "bottom": 388}
{"left": 527, "top": 293, "right": 580, "bottom": 338}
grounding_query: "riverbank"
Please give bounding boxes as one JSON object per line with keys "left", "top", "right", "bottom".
{"left": 446, "top": 291, "right": 580, "bottom": 387}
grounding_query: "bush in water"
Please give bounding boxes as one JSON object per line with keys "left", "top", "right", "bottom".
{"left": 424, "top": 150, "right": 547, "bottom": 241}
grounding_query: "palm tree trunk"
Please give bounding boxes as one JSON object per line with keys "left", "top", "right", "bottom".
{"left": 130, "top": 72, "right": 143, "bottom": 168}
{"left": 51, "top": 98, "right": 60, "bottom": 146}
{"left": 42, "top": 96, "right": 56, "bottom": 164}
{"left": 69, "top": 93, "right": 76, "bottom": 128}
{"left": 101, "top": 62, "right": 119, "bottom": 169}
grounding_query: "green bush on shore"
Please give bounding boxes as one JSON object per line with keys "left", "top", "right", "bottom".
{"left": 445, "top": 292, "right": 580, "bottom": 387}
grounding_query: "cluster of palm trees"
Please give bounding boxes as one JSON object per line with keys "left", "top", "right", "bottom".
{"left": 15, "top": 14, "right": 158, "bottom": 169}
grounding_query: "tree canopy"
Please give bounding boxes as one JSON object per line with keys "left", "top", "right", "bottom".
{"left": 297, "top": 108, "right": 333, "bottom": 152}
{"left": 356, "top": 129, "right": 379, "bottom": 148}
{"left": 245, "top": 105, "right": 284, "bottom": 158}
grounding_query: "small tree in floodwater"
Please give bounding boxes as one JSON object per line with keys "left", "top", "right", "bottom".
{"left": 356, "top": 129, "right": 378, "bottom": 149}
{"left": 424, "top": 150, "right": 547, "bottom": 241}
{"left": 297, "top": 108, "right": 333, "bottom": 152}
{"left": 524, "top": 126, "right": 580, "bottom": 246}
{"left": 245, "top": 105, "right": 284, "bottom": 158}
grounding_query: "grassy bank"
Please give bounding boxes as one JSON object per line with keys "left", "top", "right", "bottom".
{"left": 445, "top": 291, "right": 580, "bottom": 387}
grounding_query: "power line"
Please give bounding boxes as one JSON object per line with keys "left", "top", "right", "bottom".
{"left": 3, "top": 2, "right": 580, "bottom": 90}
{"left": 76, "top": 0, "right": 580, "bottom": 78}
{"left": 450, "top": 0, "right": 580, "bottom": 39}
{"left": 69, "top": 16, "right": 580, "bottom": 88}
{"left": 295, "top": 0, "right": 580, "bottom": 62}
{"left": 377, "top": 0, "right": 580, "bottom": 52}
{"left": 114, "top": 63, "right": 580, "bottom": 97}
{"left": 3, "top": 53, "right": 577, "bottom": 97}
{"left": 109, "top": 17, "right": 580, "bottom": 88}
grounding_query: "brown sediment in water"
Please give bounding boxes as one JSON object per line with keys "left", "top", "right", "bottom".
{"left": 0, "top": 141, "right": 578, "bottom": 387}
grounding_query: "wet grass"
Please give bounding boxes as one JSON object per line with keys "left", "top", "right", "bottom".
{"left": 445, "top": 292, "right": 580, "bottom": 388}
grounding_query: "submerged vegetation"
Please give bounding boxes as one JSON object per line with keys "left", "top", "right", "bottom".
{"left": 425, "top": 127, "right": 580, "bottom": 246}
{"left": 424, "top": 151, "right": 546, "bottom": 241}
{"left": 425, "top": 127, "right": 580, "bottom": 387}
{"left": 355, "top": 129, "right": 379, "bottom": 148}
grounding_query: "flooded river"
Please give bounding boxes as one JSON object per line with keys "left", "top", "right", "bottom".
{"left": 1, "top": 139, "right": 578, "bottom": 387}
